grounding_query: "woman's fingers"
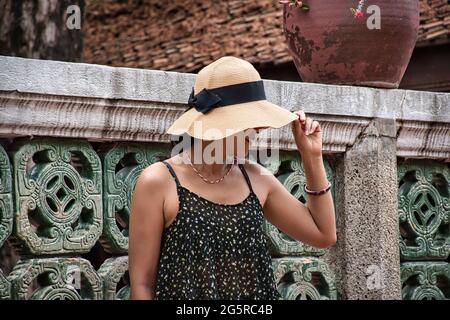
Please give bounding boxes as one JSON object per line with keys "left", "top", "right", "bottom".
{"left": 293, "top": 111, "right": 306, "bottom": 132}
{"left": 305, "top": 117, "right": 313, "bottom": 135}
{"left": 294, "top": 111, "right": 320, "bottom": 135}
{"left": 295, "top": 110, "right": 306, "bottom": 122}
{"left": 310, "top": 120, "right": 321, "bottom": 134}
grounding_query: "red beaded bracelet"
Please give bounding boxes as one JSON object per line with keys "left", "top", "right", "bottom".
{"left": 304, "top": 181, "right": 332, "bottom": 195}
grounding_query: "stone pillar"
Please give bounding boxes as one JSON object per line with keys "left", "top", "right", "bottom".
{"left": 334, "top": 117, "right": 401, "bottom": 299}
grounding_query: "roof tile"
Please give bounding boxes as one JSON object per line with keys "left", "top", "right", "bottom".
{"left": 83, "top": 0, "right": 450, "bottom": 72}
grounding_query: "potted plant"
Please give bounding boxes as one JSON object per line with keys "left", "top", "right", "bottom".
{"left": 281, "top": 0, "right": 420, "bottom": 88}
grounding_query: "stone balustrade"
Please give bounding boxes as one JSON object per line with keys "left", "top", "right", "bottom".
{"left": 0, "top": 56, "right": 448, "bottom": 300}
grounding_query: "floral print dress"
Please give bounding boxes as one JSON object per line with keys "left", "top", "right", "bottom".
{"left": 154, "top": 160, "right": 281, "bottom": 300}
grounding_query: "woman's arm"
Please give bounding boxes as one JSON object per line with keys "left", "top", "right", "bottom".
{"left": 129, "top": 163, "right": 167, "bottom": 300}
{"left": 261, "top": 111, "right": 336, "bottom": 248}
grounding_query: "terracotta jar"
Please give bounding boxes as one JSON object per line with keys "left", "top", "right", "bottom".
{"left": 283, "top": 0, "right": 419, "bottom": 88}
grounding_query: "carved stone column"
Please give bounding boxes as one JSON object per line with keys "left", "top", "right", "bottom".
{"left": 333, "top": 117, "right": 402, "bottom": 299}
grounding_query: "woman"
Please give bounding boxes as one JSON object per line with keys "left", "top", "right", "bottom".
{"left": 129, "top": 56, "right": 336, "bottom": 300}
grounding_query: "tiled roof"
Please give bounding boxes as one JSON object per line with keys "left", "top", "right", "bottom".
{"left": 83, "top": 0, "right": 450, "bottom": 73}
{"left": 419, "top": 0, "right": 450, "bottom": 42}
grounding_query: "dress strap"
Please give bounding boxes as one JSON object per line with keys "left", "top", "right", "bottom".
{"left": 162, "top": 160, "right": 181, "bottom": 188}
{"left": 237, "top": 163, "right": 254, "bottom": 194}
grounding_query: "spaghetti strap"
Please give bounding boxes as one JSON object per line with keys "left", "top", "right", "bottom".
{"left": 162, "top": 160, "right": 181, "bottom": 188}
{"left": 237, "top": 163, "right": 254, "bottom": 194}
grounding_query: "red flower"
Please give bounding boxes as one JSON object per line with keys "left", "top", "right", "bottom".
{"left": 354, "top": 9, "right": 364, "bottom": 17}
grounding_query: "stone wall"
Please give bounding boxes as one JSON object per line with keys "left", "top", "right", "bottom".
{"left": 0, "top": 56, "right": 448, "bottom": 300}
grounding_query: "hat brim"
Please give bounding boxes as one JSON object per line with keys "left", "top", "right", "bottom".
{"left": 166, "top": 100, "right": 298, "bottom": 140}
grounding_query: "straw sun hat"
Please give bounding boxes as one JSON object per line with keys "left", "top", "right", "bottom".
{"left": 166, "top": 56, "right": 298, "bottom": 141}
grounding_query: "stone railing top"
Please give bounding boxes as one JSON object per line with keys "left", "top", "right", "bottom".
{"left": 1, "top": 55, "right": 448, "bottom": 123}
{"left": 0, "top": 56, "right": 449, "bottom": 159}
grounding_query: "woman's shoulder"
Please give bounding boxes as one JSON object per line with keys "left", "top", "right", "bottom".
{"left": 238, "top": 157, "right": 273, "bottom": 177}
{"left": 237, "top": 158, "right": 276, "bottom": 192}
{"left": 137, "top": 157, "right": 179, "bottom": 190}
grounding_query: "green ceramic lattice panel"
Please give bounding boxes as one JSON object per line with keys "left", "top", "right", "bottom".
{"left": 272, "top": 257, "right": 337, "bottom": 300}
{"left": 98, "top": 256, "right": 129, "bottom": 300}
{"left": 8, "top": 137, "right": 102, "bottom": 255}
{"left": 0, "top": 270, "right": 10, "bottom": 299}
{"left": 0, "top": 143, "right": 13, "bottom": 247}
{"left": 99, "top": 142, "right": 169, "bottom": 253}
{"left": 398, "top": 160, "right": 449, "bottom": 260}
{"left": 261, "top": 152, "right": 336, "bottom": 256}
{"left": 401, "top": 262, "right": 450, "bottom": 300}
{"left": 7, "top": 257, "right": 102, "bottom": 300}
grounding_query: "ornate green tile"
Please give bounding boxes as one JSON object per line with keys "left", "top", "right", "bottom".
{"left": 261, "top": 152, "right": 336, "bottom": 256}
{"left": 401, "top": 262, "right": 449, "bottom": 300}
{"left": 398, "top": 159, "right": 449, "bottom": 260}
{"left": 0, "top": 270, "right": 10, "bottom": 300}
{"left": 8, "top": 137, "right": 102, "bottom": 255}
{"left": 8, "top": 257, "right": 102, "bottom": 300}
{"left": 98, "top": 256, "right": 129, "bottom": 300}
{"left": 272, "top": 257, "right": 337, "bottom": 300}
{"left": 0, "top": 143, "right": 13, "bottom": 247}
{"left": 99, "top": 142, "right": 169, "bottom": 253}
